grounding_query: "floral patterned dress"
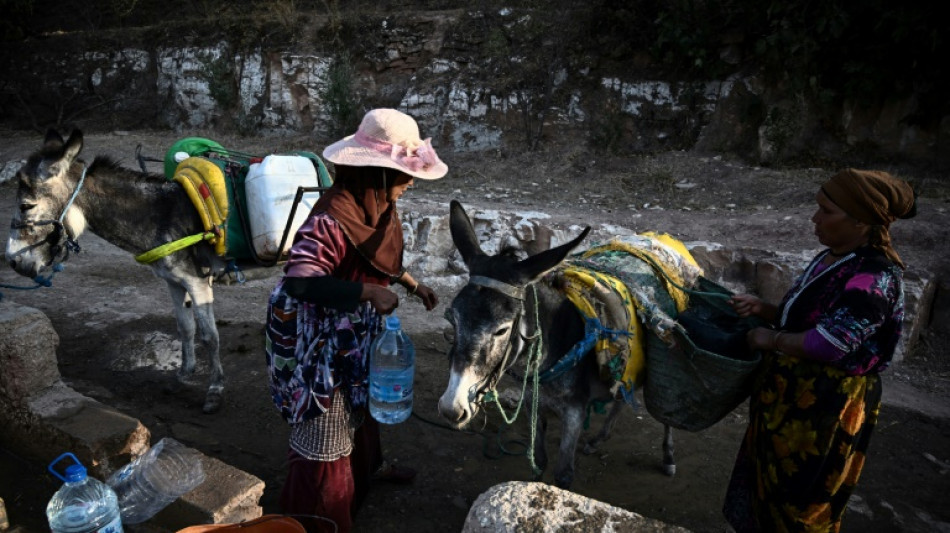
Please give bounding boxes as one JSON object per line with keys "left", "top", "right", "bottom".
{"left": 724, "top": 246, "right": 905, "bottom": 532}
{"left": 264, "top": 213, "right": 389, "bottom": 425}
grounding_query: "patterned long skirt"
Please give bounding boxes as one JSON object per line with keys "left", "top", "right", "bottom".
{"left": 723, "top": 353, "right": 882, "bottom": 533}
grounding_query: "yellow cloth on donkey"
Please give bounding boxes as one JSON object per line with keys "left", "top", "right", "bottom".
{"left": 555, "top": 233, "right": 702, "bottom": 398}
{"left": 173, "top": 157, "right": 229, "bottom": 256}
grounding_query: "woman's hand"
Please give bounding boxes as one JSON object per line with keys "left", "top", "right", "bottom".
{"left": 746, "top": 327, "right": 778, "bottom": 351}
{"left": 729, "top": 293, "right": 780, "bottom": 323}
{"left": 413, "top": 283, "right": 439, "bottom": 311}
{"left": 362, "top": 284, "right": 399, "bottom": 314}
{"left": 395, "top": 271, "right": 439, "bottom": 311}
{"left": 728, "top": 294, "right": 765, "bottom": 318}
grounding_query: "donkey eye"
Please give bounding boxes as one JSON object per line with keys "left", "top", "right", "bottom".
{"left": 493, "top": 326, "right": 509, "bottom": 337}
{"left": 20, "top": 203, "right": 35, "bottom": 213}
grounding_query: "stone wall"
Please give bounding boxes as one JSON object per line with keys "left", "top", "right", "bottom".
{"left": 1, "top": 11, "right": 946, "bottom": 167}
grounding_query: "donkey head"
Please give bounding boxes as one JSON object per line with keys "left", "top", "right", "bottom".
{"left": 6, "top": 129, "right": 85, "bottom": 278}
{"left": 437, "top": 200, "right": 590, "bottom": 428}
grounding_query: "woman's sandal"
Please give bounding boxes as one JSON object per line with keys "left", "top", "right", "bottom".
{"left": 372, "top": 461, "right": 417, "bottom": 484}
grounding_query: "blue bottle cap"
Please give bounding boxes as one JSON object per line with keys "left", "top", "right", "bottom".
{"left": 385, "top": 315, "right": 401, "bottom": 330}
{"left": 64, "top": 464, "right": 87, "bottom": 482}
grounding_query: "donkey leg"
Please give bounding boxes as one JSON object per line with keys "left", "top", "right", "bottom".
{"left": 164, "top": 280, "right": 197, "bottom": 380}
{"left": 662, "top": 424, "right": 676, "bottom": 476}
{"left": 187, "top": 281, "right": 223, "bottom": 414}
{"left": 553, "top": 403, "right": 585, "bottom": 489}
{"left": 583, "top": 399, "right": 625, "bottom": 454}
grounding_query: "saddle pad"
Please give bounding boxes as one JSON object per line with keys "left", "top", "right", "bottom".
{"left": 174, "top": 157, "right": 229, "bottom": 256}
{"left": 556, "top": 234, "right": 703, "bottom": 397}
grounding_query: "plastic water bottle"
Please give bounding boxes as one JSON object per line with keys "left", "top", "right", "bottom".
{"left": 105, "top": 438, "right": 205, "bottom": 525}
{"left": 369, "top": 315, "right": 415, "bottom": 424}
{"left": 46, "top": 453, "right": 123, "bottom": 533}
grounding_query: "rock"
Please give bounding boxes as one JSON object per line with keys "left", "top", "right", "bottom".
{"left": 462, "top": 481, "right": 689, "bottom": 532}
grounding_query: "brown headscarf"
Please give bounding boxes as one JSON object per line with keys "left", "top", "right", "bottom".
{"left": 313, "top": 165, "right": 405, "bottom": 277}
{"left": 821, "top": 168, "right": 917, "bottom": 268}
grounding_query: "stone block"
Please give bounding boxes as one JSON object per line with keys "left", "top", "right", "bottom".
{"left": 896, "top": 268, "right": 936, "bottom": 363}
{"left": 149, "top": 454, "right": 264, "bottom": 530}
{"left": 8, "top": 382, "right": 150, "bottom": 479}
{"left": 0, "top": 301, "right": 61, "bottom": 406}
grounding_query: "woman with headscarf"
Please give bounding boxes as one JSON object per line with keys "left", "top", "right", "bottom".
{"left": 722, "top": 168, "right": 917, "bottom": 532}
{"left": 264, "top": 109, "right": 447, "bottom": 533}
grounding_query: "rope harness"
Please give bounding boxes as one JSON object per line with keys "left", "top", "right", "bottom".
{"left": 2, "top": 165, "right": 87, "bottom": 294}
{"left": 464, "top": 275, "right": 546, "bottom": 476}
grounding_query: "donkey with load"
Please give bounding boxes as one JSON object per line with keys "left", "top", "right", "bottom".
{"left": 5, "top": 129, "right": 330, "bottom": 413}
{"left": 438, "top": 200, "right": 764, "bottom": 488}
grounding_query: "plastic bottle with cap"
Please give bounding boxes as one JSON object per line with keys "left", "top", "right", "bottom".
{"left": 46, "top": 453, "right": 123, "bottom": 533}
{"left": 369, "top": 315, "right": 416, "bottom": 424}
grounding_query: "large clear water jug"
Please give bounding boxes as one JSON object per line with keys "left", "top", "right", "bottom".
{"left": 106, "top": 438, "right": 205, "bottom": 525}
{"left": 369, "top": 315, "right": 415, "bottom": 424}
{"left": 46, "top": 453, "right": 123, "bottom": 533}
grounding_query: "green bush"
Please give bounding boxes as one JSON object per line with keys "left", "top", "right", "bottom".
{"left": 321, "top": 53, "right": 360, "bottom": 140}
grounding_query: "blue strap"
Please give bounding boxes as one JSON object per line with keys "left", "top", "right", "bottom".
{"left": 618, "top": 381, "right": 639, "bottom": 407}
{"left": 1, "top": 264, "right": 66, "bottom": 296}
{"left": 538, "top": 317, "right": 632, "bottom": 382}
{"left": 224, "top": 259, "right": 246, "bottom": 284}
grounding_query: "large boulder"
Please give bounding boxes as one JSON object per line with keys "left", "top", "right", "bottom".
{"left": 462, "top": 481, "right": 690, "bottom": 532}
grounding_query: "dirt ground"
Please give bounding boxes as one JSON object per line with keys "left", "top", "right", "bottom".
{"left": 1, "top": 129, "right": 949, "bottom": 533}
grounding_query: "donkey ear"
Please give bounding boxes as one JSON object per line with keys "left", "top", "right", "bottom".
{"left": 449, "top": 199, "right": 486, "bottom": 267}
{"left": 62, "top": 130, "right": 84, "bottom": 162}
{"left": 515, "top": 226, "right": 591, "bottom": 281}
{"left": 43, "top": 129, "right": 65, "bottom": 150}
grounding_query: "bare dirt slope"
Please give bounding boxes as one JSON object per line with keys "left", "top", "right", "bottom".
{"left": 1, "top": 129, "right": 949, "bottom": 532}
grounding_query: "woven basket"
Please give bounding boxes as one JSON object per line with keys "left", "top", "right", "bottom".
{"left": 643, "top": 277, "right": 765, "bottom": 432}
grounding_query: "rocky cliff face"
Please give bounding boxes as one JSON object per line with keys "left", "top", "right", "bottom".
{"left": 2, "top": 8, "right": 946, "bottom": 168}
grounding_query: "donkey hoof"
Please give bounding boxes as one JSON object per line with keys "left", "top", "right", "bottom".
{"left": 202, "top": 392, "right": 223, "bottom": 414}
{"left": 663, "top": 464, "right": 676, "bottom": 477}
{"left": 582, "top": 443, "right": 597, "bottom": 455}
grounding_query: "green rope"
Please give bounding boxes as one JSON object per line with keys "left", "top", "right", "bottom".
{"left": 410, "top": 410, "right": 531, "bottom": 463}
{"left": 482, "top": 285, "right": 545, "bottom": 477}
{"left": 481, "top": 427, "right": 530, "bottom": 460}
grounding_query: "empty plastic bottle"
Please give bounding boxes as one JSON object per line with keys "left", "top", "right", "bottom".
{"left": 369, "top": 315, "right": 415, "bottom": 424}
{"left": 105, "top": 438, "right": 205, "bottom": 525}
{"left": 46, "top": 453, "right": 123, "bottom": 533}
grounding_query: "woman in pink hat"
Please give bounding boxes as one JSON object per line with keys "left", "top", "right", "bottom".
{"left": 264, "top": 109, "right": 447, "bottom": 532}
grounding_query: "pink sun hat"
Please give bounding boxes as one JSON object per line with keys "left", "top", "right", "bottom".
{"left": 322, "top": 108, "right": 449, "bottom": 180}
